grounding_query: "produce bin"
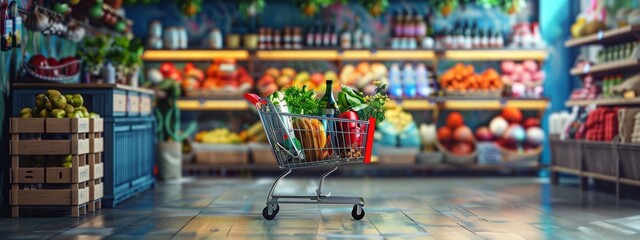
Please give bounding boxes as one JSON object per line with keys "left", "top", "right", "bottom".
{"left": 249, "top": 143, "right": 277, "bottom": 165}
{"left": 193, "top": 143, "right": 249, "bottom": 164}
{"left": 582, "top": 141, "right": 616, "bottom": 176}
{"left": 618, "top": 143, "right": 640, "bottom": 180}
{"left": 377, "top": 147, "right": 419, "bottom": 164}
{"left": 417, "top": 151, "right": 443, "bottom": 165}
{"left": 549, "top": 136, "right": 581, "bottom": 170}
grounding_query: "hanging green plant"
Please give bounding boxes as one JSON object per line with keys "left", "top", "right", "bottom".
{"left": 293, "top": 0, "right": 343, "bottom": 17}
{"left": 359, "top": 0, "right": 389, "bottom": 17}
{"left": 239, "top": 0, "right": 265, "bottom": 18}
{"left": 174, "top": 0, "right": 202, "bottom": 17}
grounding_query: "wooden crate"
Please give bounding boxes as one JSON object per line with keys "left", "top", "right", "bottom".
{"left": 10, "top": 118, "right": 90, "bottom": 134}
{"left": 10, "top": 184, "right": 90, "bottom": 217}
{"left": 193, "top": 143, "right": 249, "bottom": 164}
{"left": 11, "top": 155, "right": 90, "bottom": 184}
{"left": 89, "top": 118, "right": 104, "bottom": 133}
{"left": 249, "top": 143, "right": 277, "bottom": 165}
{"left": 90, "top": 155, "right": 104, "bottom": 180}
{"left": 89, "top": 179, "right": 103, "bottom": 201}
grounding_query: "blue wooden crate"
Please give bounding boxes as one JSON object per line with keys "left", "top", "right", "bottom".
{"left": 103, "top": 117, "right": 156, "bottom": 207}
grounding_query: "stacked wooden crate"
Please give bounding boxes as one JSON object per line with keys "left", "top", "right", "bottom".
{"left": 88, "top": 118, "right": 104, "bottom": 212}
{"left": 9, "top": 118, "right": 104, "bottom": 217}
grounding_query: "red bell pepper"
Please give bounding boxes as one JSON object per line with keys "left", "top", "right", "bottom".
{"left": 337, "top": 110, "right": 362, "bottom": 148}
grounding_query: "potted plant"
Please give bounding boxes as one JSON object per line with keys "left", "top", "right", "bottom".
{"left": 78, "top": 36, "right": 109, "bottom": 82}
{"left": 106, "top": 36, "right": 144, "bottom": 86}
{"left": 151, "top": 79, "right": 197, "bottom": 180}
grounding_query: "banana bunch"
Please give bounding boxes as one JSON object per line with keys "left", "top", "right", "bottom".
{"left": 195, "top": 128, "right": 242, "bottom": 144}
{"left": 384, "top": 107, "right": 413, "bottom": 132}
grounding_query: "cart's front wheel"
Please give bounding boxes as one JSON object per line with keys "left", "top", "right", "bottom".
{"left": 351, "top": 205, "right": 365, "bottom": 220}
{"left": 273, "top": 204, "right": 280, "bottom": 214}
{"left": 262, "top": 206, "right": 277, "bottom": 220}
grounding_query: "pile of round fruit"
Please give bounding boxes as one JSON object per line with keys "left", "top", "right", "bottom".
{"left": 437, "top": 112, "right": 476, "bottom": 155}
{"left": 477, "top": 107, "right": 544, "bottom": 151}
{"left": 18, "top": 89, "right": 100, "bottom": 119}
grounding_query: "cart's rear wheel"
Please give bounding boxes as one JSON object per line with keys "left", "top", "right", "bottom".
{"left": 351, "top": 205, "right": 365, "bottom": 220}
{"left": 262, "top": 206, "right": 277, "bottom": 220}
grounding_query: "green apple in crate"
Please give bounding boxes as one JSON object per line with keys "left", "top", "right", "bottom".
{"left": 50, "top": 109, "right": 66, "bottom": 118}
{"left": 64, "top": 104, "right": 75, "bottom": 114}
{"left": 19, "top": 108, "right": 33, "bottom": 118}
{"left": 38, "top": 109, "right": 48, "bottom": 118}
{"left": 71, "top": 94, "right": 83, "bottom": 108}
{"left": 51, "top": 95, "right": 67, "bottom": 109}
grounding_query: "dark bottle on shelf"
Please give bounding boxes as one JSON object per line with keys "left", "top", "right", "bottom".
{"left": 323, "top": 23, "right": 331, "bottom": 47}
{"left": 265, "top": 28, "right": 273, "bottom": 49}
{"left": 394, "top": 11, "right": 403, "bottom": 38}
{"left": 353, "top": 16, "right": 363, "bottom": 49}
{"left": 306, "top": 22, "right": 314, "bottom": 47}
{"left": 273, "top": 29, "right": 281, "bottom": 49}
{"left": 463, "top": 21, "right": 472, "bottom": 49}
{"left": 314, "top": 20, "right": 323, "bottom": 47}
{"left": 330, "top": 24, "right": 338, "bottom": 47}
{"left": 339, "top": 22, "right": 351, "bottom": 49}
{"left": 9, "top": 0, "right": 18, "bottom": 49}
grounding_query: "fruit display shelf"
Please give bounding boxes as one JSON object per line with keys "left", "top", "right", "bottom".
{"left": 141, "top": 49, "right": 547, "bottom": 62}
{"left": 565, "top": 25, "right": 640, "bottom": 47}
{"left": 565, "top": 97, "right": 640, "bottom": 107}
{"left": 570, "top": 59, "right": 640, "bottom": 77}
{"left": 176, "top": 97, "right": 549, "bottom": 111}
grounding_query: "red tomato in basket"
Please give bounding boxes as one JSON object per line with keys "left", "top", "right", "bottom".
{"left": 47, "top": 58, "right": 60, "bottom": 77}
{"left": 59, "top": 57, "right": 79, "bottom": 76}
{"left": 29, "top": 54, "right": 48, "bottom": 76}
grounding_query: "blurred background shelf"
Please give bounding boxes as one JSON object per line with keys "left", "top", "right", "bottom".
{"left": 142, "top": 50, "right": 250, "bottom": 61}
{"left": 177, "top": 98, "right": 548, "bottom": 111}
{"left": 570, "top": 59, "right": 640, "bottom": 77}
{"left": 565, "top": 98, "right": 640, "bottom": 107}
{"left": 142, "top": 49, "right": 547, "bottom": 62}
{"left": 565, "top": 25, "right": 640, "bottom": 47}
{"left": 442, "top": 49, "right": 548, "bottom": 61}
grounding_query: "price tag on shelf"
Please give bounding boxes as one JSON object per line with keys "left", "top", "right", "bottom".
{"left": 582, "top": 63, "right": 591, "bottom": 73}
{"left": 219, "top": 63, "right": 236, "bottom": 72}
{"left": 597, "top": 31, "right": 604, "bottom": 40}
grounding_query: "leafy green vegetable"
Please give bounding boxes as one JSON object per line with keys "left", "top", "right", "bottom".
{"left": 282, "top": 85, "right": 320, "bottom": 115}
{"left": 337, "top": 83, "right": 388, "bottom": 124}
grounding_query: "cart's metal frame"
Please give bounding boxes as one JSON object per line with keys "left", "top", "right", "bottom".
{"left": 245, "top": 93, "right": 373, "bottom": 220}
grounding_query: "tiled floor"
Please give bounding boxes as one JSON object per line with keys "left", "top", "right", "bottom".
{"left": 2, "top": 176, "right": 640, "bottom": 239}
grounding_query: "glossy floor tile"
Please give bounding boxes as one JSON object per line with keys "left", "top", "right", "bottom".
{"left": 2, "top": 176, "right": 640, "bottom": 239}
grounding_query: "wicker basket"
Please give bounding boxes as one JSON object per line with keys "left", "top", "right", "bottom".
{"left": 23, "top": 60, "right": 82, "bottom": 84}
{"left": 549, "top": 135, "right": 581, "bottom": 170}
{"left": 582, "top": 141, "right": 616, "bottom": 176}
{"left": 497, "top": 145, "right": 543, "bottom": 162}
{"left": 444, "top": 88, "right": 502, "bottom": 98}
{"left": 617, "top": 142, "right": 640, "bottom": 180}
{"left": 435, "top": 140, "right": 477, "bottom": 165}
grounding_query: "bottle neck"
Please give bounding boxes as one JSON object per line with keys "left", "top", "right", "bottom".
{"left": 325, "top": 82, "right": 333, "bottom": 97}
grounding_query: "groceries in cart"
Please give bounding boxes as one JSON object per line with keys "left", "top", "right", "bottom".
{"left": 260, "top": 79, "right": 388, "bottom": 162}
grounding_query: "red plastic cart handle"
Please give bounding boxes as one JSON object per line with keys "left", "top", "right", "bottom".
{"left": 244, "top": 93, "right": 265, "bottom": 106}
{"left": 363, "top": 117, "right": 376, "bottom": 164}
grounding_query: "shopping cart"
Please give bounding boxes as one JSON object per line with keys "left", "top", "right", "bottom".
{"left": 244, "top": 93, "right": 376, "bottom": 220}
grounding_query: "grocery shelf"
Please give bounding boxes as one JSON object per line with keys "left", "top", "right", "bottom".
{"left": 341, "top": 50, "right": 436, "bottom": 60}
{"left": 142, "top": 50, "right": 250, "bottom": 61}
{"left": 141, "top": 49, "right": 546, "bottom": 62}
{"left": 178, "top": 97, "right": 548, "bottom": 111}
{"left": 565, "top": 98, "right": 640, "bottom": 107}
{"left": 255, "top": 50, "right": 339, "bottom": 60}
{"left": 569, "top": 59, "right": 640, "bottom": 76}
{"left": 177, "top": 99, "right": 250, "bottom": 111}
{"left": 565, "top": 25, "right": 640, "bottom": 47}
{"left": 442, "top": 49, "right": 548, "bottom": 61}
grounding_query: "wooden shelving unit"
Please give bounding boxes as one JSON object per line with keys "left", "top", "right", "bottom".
{"left": 565, "top": 97, "right": 640, "bottom": 107}
{"left": 177, "top": 98, "right": 548, "bottom": 111}
{"left": 142, "top": 49, "right": 547, "bottom": 62}
{"left": 442, "top": 49, "right": 548, "bottom": 61}
{"left": 565, "top": 25, "right": 640, "bottom": 47}
{"left": 569, "top": 59, "right": 640, "bottom": 77}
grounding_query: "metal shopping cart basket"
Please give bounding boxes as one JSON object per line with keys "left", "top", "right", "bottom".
{"left": 244, "top": 93, "right": 376, "bottom": 220}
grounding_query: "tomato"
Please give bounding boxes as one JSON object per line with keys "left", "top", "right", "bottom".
{"left": 159, "top": 62, "right": 175, "bottom": 77}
